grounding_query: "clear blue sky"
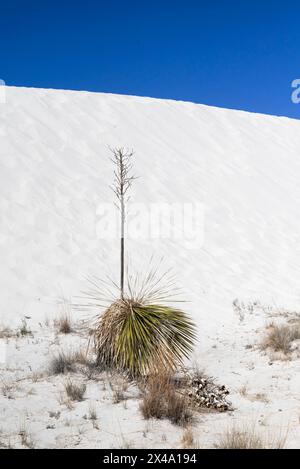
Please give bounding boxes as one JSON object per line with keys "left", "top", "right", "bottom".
{"left": 1, "top": 0, "right": 300, "bottom": 118}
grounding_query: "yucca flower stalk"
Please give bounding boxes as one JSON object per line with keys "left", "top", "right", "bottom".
{"left": 90, "top": 149, "right": 197, "bottom": 377}
{"left": 110, "top": 147, "right": 135, "bottom": 299}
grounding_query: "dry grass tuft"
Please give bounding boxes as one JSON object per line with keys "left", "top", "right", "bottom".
{"left": 238, "top": 385, "right": 269, "bottom": 403}
{"left": 30, "top": 371, "right": 45, "bottom": 383}
{"left": 239, "top": 384, "right": 248, "bottom": 397}
{"left": 64, "top": 380, "right": 86, "bottom": 401}
{"left": 88, "top": 403, "right": 97, "bottom": 421}
{"left": 215, "top": 424, "right": 286, "bottom": 449}
{"left": 261, "top": 322, "right": 300, "bottom": 354}
{"left": 216, "top": 426, "right": 263, "bottom": 449}
{"left": 0, "top": 325, "right": 15, "bottom": 339}
{"left": 88, "top": 404, "right": 99, "bottom": 429}
{"left": 54, "top": 299, "right": 74, "bottom": 334}
{"left": 1, "top": 380, "right": 20, "bottom": 399}
{"left": 112, "top": 386, "right": 127, "bottom": 403}
{"left": 19, "top": 422, "right": 35, "bottom": 449}
{"left": 109, "top": 375, "right": 129, "bottom": 403}
{"left": 56, "top": 314, "right": 72, "bottom": 334}
{"left": 49, "top": 351, "right": 77, "bottom": 375}
{"left": 58, "top": 392, "right": 74, "bottom": 410}
{"left": 18, "top": 320, "right": 32, "bottom": 337}
{"left": 140, "top": 372, "right": 192, "bottom": 426}
{"left": 181, "top": 427, "right": 196, "bottom": 448}
{"left": 49, "top": 349, "right": 89, "bottom": 375}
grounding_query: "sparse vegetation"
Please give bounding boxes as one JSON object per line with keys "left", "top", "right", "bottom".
{"left": 88, "top": 404, "right": 99, "bottom": 428}
{"left": 18, "top": 320, "right": 32, "bottom": 337}
{"left": 88, "top": 403, "right": 97, "bottom": 421}
{"left": 1, "top": 380, "right": 19, "bottom": 399}
{"left": 31, "top": 371, "right": 45, "bottom": 383}
{"left": 48, "top": 411, "right": 61, "bottom": 419}
{"left": 49, "top": 351, "right": 76, "bottom": 375}
{"left": 19, "top": 423, "right": 35, "bottom": 449}
{"left": 251, "top": 393, "right": 269, "bottom": 403}
{"left": 110, "top": 375, "right": 129, "bottom": 403}
{"left": 55, "top": 314, "right": 72, "bottom": 334}
{"left": 112, "top": 386, "right": 125, "bottom": 403}
{"left": 181, "top": 427, "right": 196, "bottom": 448}
{"left": 64, "top": 380, "right": 86, "bottom": 401}
{"left": 58, "top": 391, "right": 74, "bottom": 410}
{"left": 0, "top": 321, "right": 32, "bottom": 339}
{"left": 80, "top": 360, "right": 99, "bottom": 380}
{"left": 49, "top": 349, "right": 90, "bottom": 375}
{"left": 140, "top": 372, "right": 193, "bottom": 426}
{"left": 0, "top": 438, "right": 12, "bottom": 449}
{"left": 215, "top": 423, "right": 286, "bottom": 449}
{"left": 216, "top": 426, "right": 263, "bottom": 449}
{"left": 239, "top": 384, "right": 248, "bottom": 397}
{"left": 54, "top": 299, "right": 73, "bottom": 333}
{"left": 0, "top": 325, "right": 14, "bottom": 338}
{"left": 238, "top": 385, "right": 268, "bottom": 403}
{"left": 261, "top": 322, "right": 300, "bottom": 354}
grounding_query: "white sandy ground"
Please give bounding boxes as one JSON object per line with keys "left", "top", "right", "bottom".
{"left": 0, "top": 86, "right": 300, "bottom": 448}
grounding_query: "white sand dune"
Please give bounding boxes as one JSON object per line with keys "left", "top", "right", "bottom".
{"left": 0, "top": 86, "right": 300, "bottom": 448}
{"left": 1, "top": 86, "right": 300, "bottom": 323}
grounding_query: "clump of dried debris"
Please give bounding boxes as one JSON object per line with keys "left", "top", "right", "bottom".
{"left": 176, "top": 370, "right": 232, "bottom": 412}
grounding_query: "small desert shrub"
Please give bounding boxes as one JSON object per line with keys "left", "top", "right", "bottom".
{"left": 239, "top": 384, "right": 248, "bottom": 397}
{"left": 64, "top": 380, "right": 86, "bottom": 401}
{"left": 110, "top": 376, "right": 129, "bottom": 403}
{"left": 166, "top": 392, "right": 192, "bottom": 425}
{"left": 238, "top": 385, "right": 268, "bottom": 403}
{"left": 49, "top": 352, "right": 76, "bottom": 375}
{"left": 18, "top": 320, "right": 32, "bottom": 337}
{"left": 1, "top": 381, "right": 19, "bottom": 399}
{"left": 31, "top": 371, "right": 45, "bottom": 383}
{"left": 215, "top": 424, "right": 286, "bottom": 449}
{"left": 262, "top": 323, "right": 300, "bottom": 354}
{"left": 58, "top": 393, "right": 74, "bottom": 410}
{"left": 0, "top": 326, "right": 14, "bottom": 338}
{"left": 216, "top": 427, "right": 263, "bottom": 449}
{"left": 88, "top": 404, "right": 99, "bottom": 428}
{"left": 112, "top": 387, "right": 126, "bottom": 404}
{"left": 49, "top": 349, "right": 90, "bottom": 375}
{"left": 95, "top": 299, "right": 196, "bottom": 377}
{"left": 56, "top": 314, "right": 72, "bottom": 334}
{"left": 81, "top": 361, "right": 100, "bottom": 380}
{"left": 140, "top": 372, "right": 192, "bottom": 426}
{"left": 88, "top": 403, "right": 97, "bottom": 421}
{"left": 181, "top": 427, "right": 197, "bottom": 449}
{"left": 55, "top": 299, "right": 73, "bottom": 333}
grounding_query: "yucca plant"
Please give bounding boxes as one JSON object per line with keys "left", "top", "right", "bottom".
{"left": 94, "top": 298, "right": 196, "bottom": 376}
{"left": 91, "top": 148, "right": 196, "bottom": 377}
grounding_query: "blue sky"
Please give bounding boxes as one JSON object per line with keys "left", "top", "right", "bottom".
{"left": 1, "top": 0, "right": 300, "bottom": 118}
